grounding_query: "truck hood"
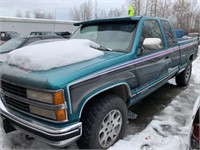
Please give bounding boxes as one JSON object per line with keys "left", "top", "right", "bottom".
{"left": 0, "top": 51, "right": 129, "bottom": 89}
{"left": 7, "top": 39, "right": 104, "bottom": 71}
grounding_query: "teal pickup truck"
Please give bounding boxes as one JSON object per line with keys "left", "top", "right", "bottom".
{"left": 0, "top": 16, "right": 198, "bottom": 149}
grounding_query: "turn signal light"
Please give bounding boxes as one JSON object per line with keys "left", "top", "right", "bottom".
{"left": 56, "top": 109, "right": 66, "bottom": 121}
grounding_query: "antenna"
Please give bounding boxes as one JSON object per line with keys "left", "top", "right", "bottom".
{"left": 95, "top": 0, "right": 97, "bottom": 19}
{"left": 53, "top": 9, "right": 56, "bottom": 41}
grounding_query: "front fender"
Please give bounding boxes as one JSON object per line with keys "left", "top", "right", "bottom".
{"left": 67, "top": 69, "right": 137, "bottom": 115}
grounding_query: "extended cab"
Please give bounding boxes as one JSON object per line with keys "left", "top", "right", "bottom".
{"left": 0, "top": 16, "right": 198, "bottom": 149}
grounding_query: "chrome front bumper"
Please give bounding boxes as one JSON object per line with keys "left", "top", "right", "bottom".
{"left": 0, "top": 99, "right": 82, "bottom": 147}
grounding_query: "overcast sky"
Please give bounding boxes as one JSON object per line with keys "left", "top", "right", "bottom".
{"left": 0, "top": 0, "right": 127, "bottom": 20}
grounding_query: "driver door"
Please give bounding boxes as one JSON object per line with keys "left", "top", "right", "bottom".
{"left": 134, "top": 20, "right": 169, "bottom": 94}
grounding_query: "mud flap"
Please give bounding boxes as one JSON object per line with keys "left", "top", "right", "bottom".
{"left": 128, "top": 110, "right": 138, "bottom": 120}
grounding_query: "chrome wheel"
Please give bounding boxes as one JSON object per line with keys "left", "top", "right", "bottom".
{"left": 98, "top": 109, "right": 122, "bottom": 148}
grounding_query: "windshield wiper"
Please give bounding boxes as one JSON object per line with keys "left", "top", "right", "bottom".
{"left": 98, "top": 45, "right": 112, "bottom": 51}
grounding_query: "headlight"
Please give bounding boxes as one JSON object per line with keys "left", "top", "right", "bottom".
{"left": 30, "top": 105, "right": 66, "bottom": 121}
{"left": 26, "top": 89, "right": 64, "bottom": 105}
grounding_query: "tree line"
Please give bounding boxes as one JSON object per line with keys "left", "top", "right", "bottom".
{"left": 16, "top": 9, "right": 54, "bottom": 19}
{"left": 15, "top": 0, "right": 200, "bottom": 33}
{"left": 70, "top": 0, "right": 200, "bottom": 34}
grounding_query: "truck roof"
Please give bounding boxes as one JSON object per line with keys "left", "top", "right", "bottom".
{"left": 74, "top": 16, "right": 143, "bottom": 26}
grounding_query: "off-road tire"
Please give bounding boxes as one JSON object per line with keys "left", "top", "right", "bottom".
{"left": 77, "top": 94, "right": 128, "bottom": 149}
{"left": 175, "top": 60, "right": 192, "bottom": 86}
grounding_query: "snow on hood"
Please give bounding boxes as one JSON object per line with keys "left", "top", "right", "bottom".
{"left": 0, "top": 54, "right": 8, "bottom": 62}
{"left": 6, "top": 39, "right": 104, "bottom": 71}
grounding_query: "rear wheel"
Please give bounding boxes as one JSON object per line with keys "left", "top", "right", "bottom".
{"left": 176, "top": 60, "right": 192, "bottom": 86}
{"left": 77, "top": 94, "right": 128, "bottom": 149}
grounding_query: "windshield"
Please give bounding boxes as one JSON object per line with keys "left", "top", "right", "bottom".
{"left": 70, "top": 22, "right": 137, "bottom": 52}
{"left": 0, "top": 37, "right": 25, "bottom": 53}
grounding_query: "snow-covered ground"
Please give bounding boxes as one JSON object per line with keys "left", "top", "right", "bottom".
{"left": 0, "top": 49, "right": 199, "bottom": 149}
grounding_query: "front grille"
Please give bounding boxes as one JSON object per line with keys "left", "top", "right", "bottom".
{"left": 1, "top": 80, "right": 26, "bottom": 98}
{"left": 4, "top": 96, "right": 30, "bottom": 112}
{"left": 1, "top": 80, "right": 29, "bottom": 113}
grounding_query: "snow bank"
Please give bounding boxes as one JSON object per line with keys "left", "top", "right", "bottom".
{"left": 109, "top": 86, "right": 200, "bottom": 150}
{"left": 6, "top": 39, "right": 104, "bottom": 71}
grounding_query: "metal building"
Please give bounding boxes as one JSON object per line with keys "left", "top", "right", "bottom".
{"left": 0, "top": 17, "right": 78, "bottom": 36}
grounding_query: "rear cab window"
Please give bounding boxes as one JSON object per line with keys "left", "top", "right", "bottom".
{"left": 161, "top": 20, "right": 176, "bottom": 48}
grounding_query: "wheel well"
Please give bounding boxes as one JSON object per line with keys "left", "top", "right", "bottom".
{"left": 79, "top": 84, "right": 130, "bottom": 118}
{"left": 103, "top": 84, "right": 130, "bottom": 102}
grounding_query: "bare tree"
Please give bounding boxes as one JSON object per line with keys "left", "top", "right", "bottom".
{"left": 157, "top": 0, "right": 172, "bottom": 18}
{"left": 108, "top": 8, "right": 121, "bottom": 17}
{"left": 70, "top": 0, "right": 93, "bottom": 21}
{"left": 98, "top": 10, "right": 108, "bottom": 19}
{"left": 24, "top": 11, "right": 30, "bottom": 18}
{"left": 171, "top": 0, "right": 200, "bottom": 33}
{"left": 16, "top": 9, "right": 22, "bottom": 17}
{"left": 193, "top": 9, "right": 200, "bottom": 32}
{"left": 144, "top": 0, "right": 150, "bottom": 15}
{"left": 46, "top": 12, "right": 54, "bottom": 19}
{"left": 147, "top": 0, "right": 158, "bottom": 16}
{"left": 33, "top": 9, "right": 46, "bottom": 19}
{"left": 70, "top": 7, "right": 81, "bottom": 21}
{"left": 107, "top": 6, "right": 126, "bottom": 18}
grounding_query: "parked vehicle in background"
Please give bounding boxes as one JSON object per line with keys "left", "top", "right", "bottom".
{"left": 188, "top": 33, "right": 200, "bottom": 45}
{"left": 30, "top": 31, "right": 72, "bottom": 39}
{"left": 0, "top": 36, "right": 64, "bottom": 63}
{"left": 27, "top": 39, "right": 66, "bottom": 46}
{"left": 0, "top": 17, "right": 77, "bottom": 36}
{"left": 0, "top": 35, "right": 63, "bottom": 53}
{"left": 30, "top": 31, "right": 58, "bottom": 36}
{"left": 189, "top": 96, "right": 200, "bottom": 150}
{"left": 55, "top": 31, "right": 72, "bottom": 39}
{"left": 0, "top": 16, "right": 198, "bottom": 149}
{"left": 0, "top": 31, "right": 22, "bottom": 45}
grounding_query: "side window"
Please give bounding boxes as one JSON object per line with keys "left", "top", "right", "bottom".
{"left": 138, "top": 20, "right": 164, "bottom": 55}
{"left": 161, "top": 21, "right": 176, "bottom": 47}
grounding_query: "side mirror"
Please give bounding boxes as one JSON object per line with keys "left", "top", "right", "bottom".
{"left": 143, "top": 38, "right": 162, "bottom": 50}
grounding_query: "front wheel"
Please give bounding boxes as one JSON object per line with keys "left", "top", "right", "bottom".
{"left": 77, "top": 94, "right": 128, "bottom": 149}
{"left": 175, "top": 60, "right": 192, "bottom": 86}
